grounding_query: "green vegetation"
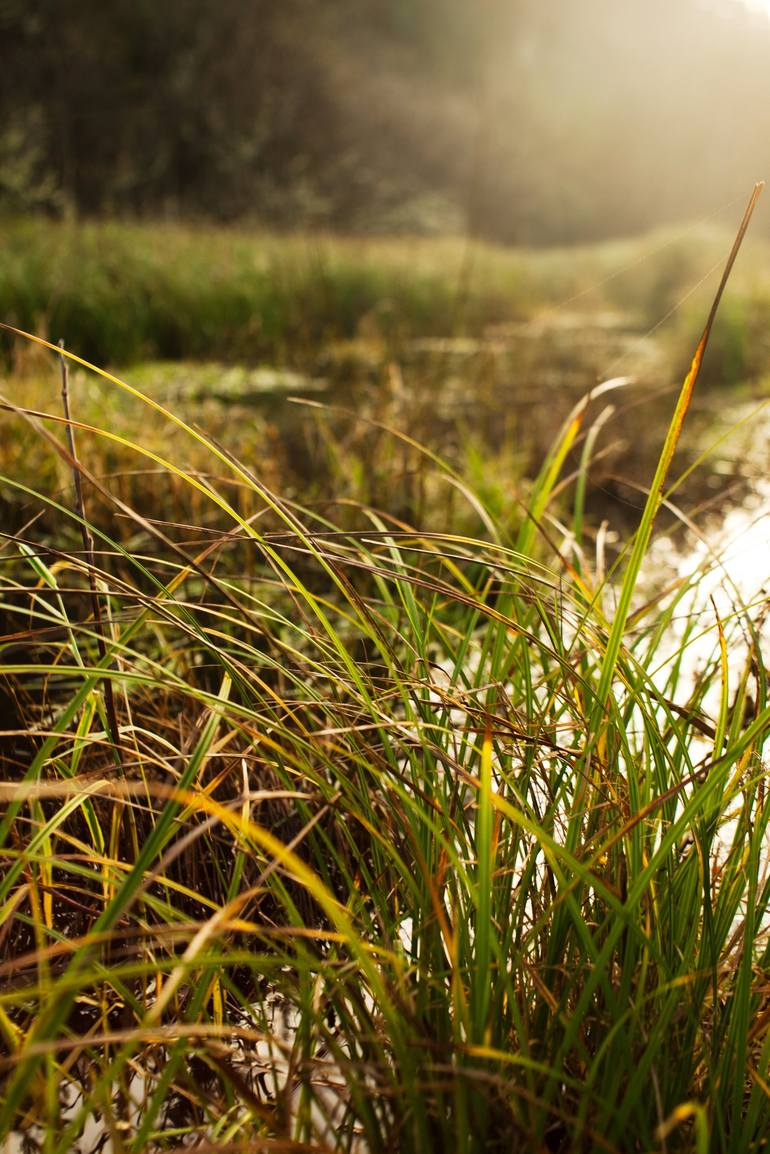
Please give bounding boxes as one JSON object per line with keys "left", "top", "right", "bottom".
{"left": 3, "top": 217, "right": 770, "bottom": 376}
{"left": 2, "top": 199, "right": 770, "bottom": 1152}
{"left": 0, "top": 218, "right": 528, "bottom": 366}
{"left": 5, "top": 0, "right": 770, "bottom": 1147}
{"left": 1, "top": 192, "right": 769, "bottom": 1151}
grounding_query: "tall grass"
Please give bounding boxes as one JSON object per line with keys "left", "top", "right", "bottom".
{"left": 2, "top": 195, "right": 770, "bottom": 1153}
{"left": 0, "top": 220, "right": 530, "bottom": 367}
{"left": 3, "top": 215, "right": 769, "bottom": 370}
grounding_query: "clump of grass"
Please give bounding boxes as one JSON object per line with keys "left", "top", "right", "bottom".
{"left": 1, "top": 192, "right": 770, "bottom": 1154}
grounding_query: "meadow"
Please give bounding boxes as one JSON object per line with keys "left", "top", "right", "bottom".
{"left": 2, "top": 204, "right": 770, "bottom": 1153}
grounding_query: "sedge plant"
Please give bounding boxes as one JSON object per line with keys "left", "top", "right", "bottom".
{"left": 0, "top": 186, "right": 769, "bottom": 1153}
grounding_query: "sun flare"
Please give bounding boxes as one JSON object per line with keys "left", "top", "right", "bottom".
{"left": 741, "top": 0, "right": 770, "bottom": 15}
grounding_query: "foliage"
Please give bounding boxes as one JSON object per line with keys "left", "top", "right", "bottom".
{"left": 4, "top": 217, "right": 770, "bottom": 373}
{"left": 1, "top": 291, "right": 769, "bottom": 1153}
{"left": 2, "top": 0, "right": 770, "bottom": 239}
{"left": 0, "top": 219, "right": 529, "bottom": 367}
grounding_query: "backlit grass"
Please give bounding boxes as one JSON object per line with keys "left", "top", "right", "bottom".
{"left": 1, "top": 198, "right": 770, "bottom": 1152}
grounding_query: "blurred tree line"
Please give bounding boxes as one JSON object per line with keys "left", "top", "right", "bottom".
{"left": 1, "top": 0, "right": 768, "bottom": 242}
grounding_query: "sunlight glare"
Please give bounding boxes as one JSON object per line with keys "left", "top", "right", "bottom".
{"left": 741, "top": 0, "right": 770, "bottom": 16}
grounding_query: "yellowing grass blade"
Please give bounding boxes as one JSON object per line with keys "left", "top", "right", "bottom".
{"left": 592, "top": 181, "right": 763, "bottom": 723}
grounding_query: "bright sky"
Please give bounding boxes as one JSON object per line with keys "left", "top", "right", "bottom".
{"left": 741, "top": 0, "right": 770, "bottom": 16}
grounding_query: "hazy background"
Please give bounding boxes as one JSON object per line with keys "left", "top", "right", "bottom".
{"left": 2, "top": 0, "right": 769, "bottom": 242}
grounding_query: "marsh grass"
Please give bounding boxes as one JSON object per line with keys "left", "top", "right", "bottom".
{"left": 3, "top": 216, "right": 769, "bottom": 371}
{"left": 0, "top": 220, "right": 528, "bottom": 367}
{"left": 2, "top": 195, "right": 770, "bottom": 1153}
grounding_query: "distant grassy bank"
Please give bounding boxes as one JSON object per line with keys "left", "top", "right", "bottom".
{"left": 3, "top": 216, "right": 770, "bottom": 373}
{"left": 0, "top": 218, "right": 524, "bottom": 367}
